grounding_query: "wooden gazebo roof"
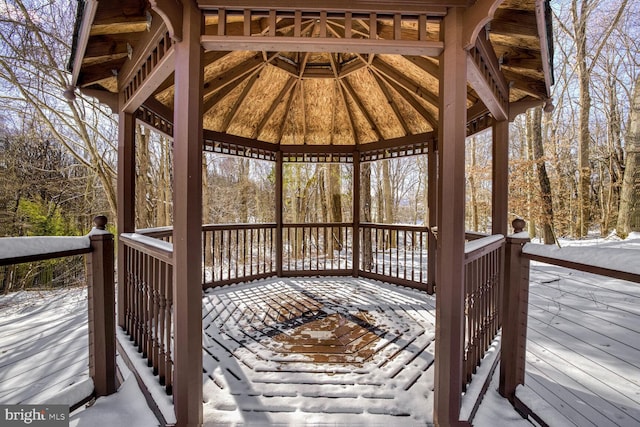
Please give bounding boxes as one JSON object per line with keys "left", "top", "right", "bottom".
{"left": 69, "top": 0, "right": 553, "bottom": 147}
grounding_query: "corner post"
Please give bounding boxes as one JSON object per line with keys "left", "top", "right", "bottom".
{"left": 435, "top": 7, "right": 468, "bottom": 426}
{"left": 427, "top": 138, "right": 438, "bottom": 294}
{"left": 117, "top": 111, "right": 136, "bottom": 328}
{"left": 172, "top": 1, "right": 204, "bottom": 425}
{"left": 87, "top": 215, "right": 117, "bottom": 396}
{"left": 499, "top": 218, "right": 531, "bottom": 400}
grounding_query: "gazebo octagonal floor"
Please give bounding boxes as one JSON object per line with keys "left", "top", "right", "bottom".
{"left": 201, "top": 277, "right": 437, "bottom": 426}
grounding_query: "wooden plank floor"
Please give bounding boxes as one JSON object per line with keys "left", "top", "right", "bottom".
{"left": 517, "top": 265, "right": 640, "bottom": 427}
{"left": 201, "top": 277, "right": 437, "bottom": 426}
{"left": 0, "top": 288, "right": 91, "bottom": 405}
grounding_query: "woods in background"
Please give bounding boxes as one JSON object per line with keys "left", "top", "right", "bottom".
{"left": 1, "top": 0, "right": 639, "bottom": 242}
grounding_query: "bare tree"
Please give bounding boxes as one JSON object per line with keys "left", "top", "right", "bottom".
{"left": 0, "top": 0, "right": 117, "bottom": 217}
{"left": 617, "top": 75, "right": 640, "bottom": 236}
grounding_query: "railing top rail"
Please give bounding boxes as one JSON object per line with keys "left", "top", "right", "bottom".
{"left": 284, "top": 222, "right": 353, "bottom": 228}
{"left": 465, "top": 231, "right": 491, "bottom": 241}
{"left": 203, "top": 223, "right": 277, "bottom": 231}
{"left": 360, "top": 222, "right": 428, "bottom": 231}
{"left": 0, "top": 235, "right": 92, "bottom": 266}
{"left": 120, "top": 233, "right": 173, "bottom": 264}
{"left": 136, "top": 226, "right": 173, "bottom": 238}
{"left": 464, "top": 234, "right": 505, "bottom": 263}
{"left": 522, "top": 243, "right": 640, "bottom": 284}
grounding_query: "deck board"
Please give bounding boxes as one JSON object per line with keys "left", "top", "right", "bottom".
{"left": 201, "top": 277, "right": 437, "bottom": 426}
{"left": 517, "top": 265, "right": 640, "bottom": 427}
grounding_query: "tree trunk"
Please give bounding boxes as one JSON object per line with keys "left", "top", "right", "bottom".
{"left": 361, "top": 162, "right": 373, "bottom": 270}
{"left": 530, "top": 107, "right": 556, "bottom": 244}
{"left": 469, "top": 136, "right": 479, "bottom": 231}
{"left": 617, "top": 75, "right": 640, "bottom": 237}
{"left": 382, "top": 159, "right": 395, "bottom": 248}
{"left": 328, "top": 164, "right": 343, "bottom": 251}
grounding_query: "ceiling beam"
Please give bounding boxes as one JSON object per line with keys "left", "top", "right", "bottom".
{"left": 197, "top": 0, "right": 457, "bottom": 14}
{"left": 203, "top": 54, "right": 264, "bottom": 98}
{"left": 202, "top": 36, "right": 443, "bottom": 57}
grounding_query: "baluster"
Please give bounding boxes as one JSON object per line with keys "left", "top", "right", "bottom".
{"left": 165, "top": 264, "right": 173, "bottom": 395}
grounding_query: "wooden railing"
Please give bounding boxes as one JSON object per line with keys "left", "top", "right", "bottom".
{"left": 359, "top": 223, "right": 430, "bottom": 290}
{"left": 500, "top": 220, "right": 640, "bottom": 407}
{"left": 282, "top": 223, "right": 352, "bottom": 274}
{"left": 462, "top": 234, "right": 505, "bottom": 390}
{"left": 120, "top": 232, "right": 174, "bottom": 394}
{"left": 202, "top": 223, "right": 276, "bottom": 288}
{"left": 0, "top": 216, "right": 116, "bottom": 398}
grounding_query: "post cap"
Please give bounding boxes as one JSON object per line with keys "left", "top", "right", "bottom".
{"left": 93, "top": 215, "right": 108, "bottom": 230}
{"left": 512, "top": 218, "right": 526, "bottom": 233}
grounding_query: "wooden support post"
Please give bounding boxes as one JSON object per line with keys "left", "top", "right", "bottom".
{"left": 276, "top": 150, "right": 284, "bottom": 276}
{"left": 427, "top": 139, "right": 438, "bottom": 295}
{"left": 492, "top": 119, "right": 509, "bottom": 236}
{"left": 434, "top": 7, "right": 468, "bottom": 427}
{"left": 499, "top": 219, "right": 531, "bottom": 401}
{"left": 117, "top": 111, "right": 136, "bottom": 328}
{"left": 352, "top": 150, "right": 361, "bottom": 277}
{"left": 87, "top": 215, "right": 116, "bottom": 396}
{"left": 172, "top": 1, "right": 203, "bottom": 425}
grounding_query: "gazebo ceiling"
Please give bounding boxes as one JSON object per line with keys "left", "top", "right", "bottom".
{"left": 70, "top": 0, "right": 553, "bottom": 146}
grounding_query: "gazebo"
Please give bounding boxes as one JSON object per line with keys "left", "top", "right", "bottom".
{"left": 68, "top": 0, "right": 554, "bottom": 425}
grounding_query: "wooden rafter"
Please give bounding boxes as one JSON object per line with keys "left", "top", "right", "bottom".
{"left": 371, "top": 57, "right": 439, "bottom": 108}
{"left": 340, "top": 78, "right": 381, "bottom": 141}
{"left": 221, "top": 70, "right": 262, "bottom": 131}
{"left": 336, "top": 80, "right": 360, "bottom": 144}
{"left": 253, "top": 76, "right": 297, "bottom": 139}
{"left": 202, "top": 54, "right": 264, "bottom": 99}
{"left": 371, "top": 73, "right": 411, "bottom": 135}
{"left": 372, "top": 68, "right": 438, "bottom": 129}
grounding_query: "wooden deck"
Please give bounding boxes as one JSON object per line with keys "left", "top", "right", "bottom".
{"left": 201, "top": 277, "right": 437, "bottom": 426}
{"left": 517, "top": 264, "right": 640, "bottom": 427}
{"left": 0, "top": 288, "right": 92, "bottom": 406}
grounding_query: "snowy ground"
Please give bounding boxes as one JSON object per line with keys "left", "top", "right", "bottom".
{"left": 1, "top": 233, "right": 638, "bottom": 426}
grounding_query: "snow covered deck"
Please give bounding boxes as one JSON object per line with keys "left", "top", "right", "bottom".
{"left": 199, "top": 277, "right": 437, "bottom": 425}
{"left": 518, "top": 263, "right": 640, "bottom": 426}
{"left": 0, "top": 288, "right": 92, "bottom": 406}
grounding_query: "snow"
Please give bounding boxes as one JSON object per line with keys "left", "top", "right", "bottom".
{"left": 523, "top": 238, "right": 640, "bottom": 275}
{"left": 465, "top": 234, "right": 504, "bottom": 254}
{"left": 120, "top": 233, "right": 173, "bottom": 253}
{"left": 2, "top": 234, "right": 639, "bottom": 426}
{"left": 0, "top": 236, "right": 90, "bottom": 260}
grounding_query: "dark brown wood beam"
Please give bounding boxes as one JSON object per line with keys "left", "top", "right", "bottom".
{"left": 203, "top": 54, "right": 264, "bottom": 98}
{"left": 201, "top": 35, "right": 443, "bottom": 56}
{"left": 197, "top": 0, "right": 456, "bottom": 14}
